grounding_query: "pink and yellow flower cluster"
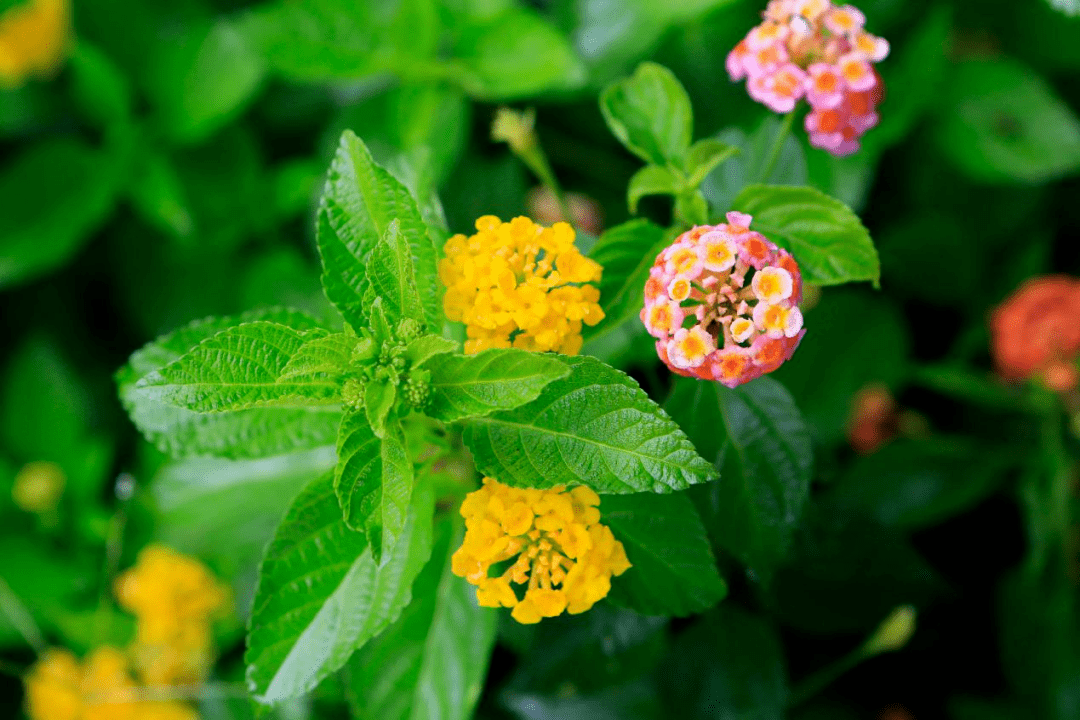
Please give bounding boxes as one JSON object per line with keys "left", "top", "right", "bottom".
{"left": 727, "top": 0, "right": 889, "bottom": 156}
{"left": 641, "top": 212, "right": 805, "bottom": 387}
{"left": 452, "top": 478, "right": 631, "bottom": 624}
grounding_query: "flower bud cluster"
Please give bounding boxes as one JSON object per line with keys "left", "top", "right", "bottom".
{"left": 440, "top": 216, "right": 604, "bottom": 355}
{"left": 641, "top": 212, "right": 806, "bottom": 387}
{"left": 727, "top": 0, "right": 889, "bottom": 156}
{"left": 990, "top": 275, "right": 1080, "bottom": 392}
{"left": 452, "top": 478, "right": 631, "bottom": 624}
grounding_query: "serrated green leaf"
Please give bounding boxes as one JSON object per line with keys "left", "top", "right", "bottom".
{"left": 667, "top": 377, "right": 812, "bottom": 582}
{"left": 278, "top": 332, "right": 356, "bottom": 383}
{"left": 425, "top": 349, "right": 572, "bottom": 424}
{"left": 317, "top": 131, "right": 440, "bottom": 330}
{"left": 731, "top": 183, "right": 880, "bottom": 287}
{"left": 462, "top": 355, "right": 715, "bottom": 493}
{"left": 685, "top": 139, "right": 738, "bottom": 188}
{"left": 587, "top": 220, "right": 668, "bottom": 337}
{"left": 369, "top": 219, "right": 426, "bottom": 327}
{"left": 602, "top": 492, "right": 727, "bottom": 616}
{"left": 627, "top": 165, "right": 680, "bottom": 214}
{"left": 118, "top": 309, "right": 341, "bottom": 459}
{"left": 134, "top": 322, "right": 340, "bottom": 413}
{"left": 346, "top": 518, "right": 496, "bottom": 720}
{"left": 245, "top": 471, "right": 434, "bottom": 703}
{"left": 405, "top": 335, "right": 459, "bottom": 367}
{"left": 364, "top": 380, "right": 397, "bottom": 439}
{"left": 600, "top": 62, "right": 693, "bottom": 168}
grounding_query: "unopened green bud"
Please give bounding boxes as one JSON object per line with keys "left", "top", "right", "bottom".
{"left": 342, "top": 378, "right": 365, "bottom": 410}
{"left": 492, "top": 107, "right": 537, "bottom": 154}
{"left": 862, "top": 605, "right": 917, "bottom": 657}
{"left": 403, "top": 370, "right": 431, "bottom": 409}
{"left": 352, "top": 336, "right": 376, "bottom": 363}
{"left": 396, "top": 318, "right": 422, "bottom": 343}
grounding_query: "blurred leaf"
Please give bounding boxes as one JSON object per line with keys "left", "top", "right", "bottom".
{"left": 0, "top": 537, "right": 94, "bottom": 650}
{"left": 118, "top": 309, "right": 342, "bottom": 459}
{"left": 454, "top": 7, "right": 586, "bottom": 99}
{"left": 127, "top": 150, "right": 195, "bottom": 240}
{"left": 600, "top": 62, "right": 693, "bottom": 168}
{"left": 732, "top": 184, "right": 880, "bottom": 287}
{"left": 661, "top": 605, "right": 787, "bottom": 720}
{"left": 69, "top": 41, "right": 133, "bottom": 128}
{"left": 425, "top": 349, "right": 572, "bottom": 424}
{"left": 587, "top": 219, "right": 668, "bottom": 337}
{"left": 627, "top": 166, "right": 680, "bottom": 214}
{"left": 144, "top": 17, "right": 265, "bottom": 143}
{"left": 504, "top": 681, "right": 662, "bottom": 720}
{"left": 345, "top": 518, "right": 497, "bottom": 720}
{"left": 462, "top": 355, "right": 717, "bottom": 493}
{"left": 772, "top": 289, "right": 909, "bottom": 443}
{"left": 317, "top": 131, "right": 440, "bottom": 331}
{"left": 950, "top": 697, "right": 1027, "bottom": 720}
{"left": 246, "top": 472, "right": 434, "bottom": 703}
{"left": 685, "top": 139, "right": 739, "bottom": 188}
{"left": 0, "top": 138, "right": 119, "bottom": 288}
{"left": 668, "top": 377, "right": 813, "bottom": 582}
{"left": 1048, "top": 0, "right": 1080, "bottom": 18}
{"left": 937, "top": 58, "right": 1080, "bottom": 184}
{"left": 702, "top": 116, "right": 808, "bottom": 214}
{"left": 602, "top": 491, "right": 728, "bottom": 616}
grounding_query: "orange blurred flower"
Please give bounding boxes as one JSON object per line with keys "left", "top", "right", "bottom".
{"left": 990, "top": 275, "right": 1080, "bottom": 392}
{"left": 847, "top": 383, "right": 899, "bottom": 454}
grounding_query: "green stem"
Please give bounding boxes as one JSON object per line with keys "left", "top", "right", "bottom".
{"left": 758, "top": 111, "right": 797, "bottom": 183}
{"left": 519, "top": 143, "right": 574, "bottom": 225}
{"left": 787, "top": 645, "right": 868, "bottom": 709}
{"left": 95, "top": 474, "right": 133, "bottom": 646}
{"left": 0, "top": 576, "right": 46, "bottom": 655}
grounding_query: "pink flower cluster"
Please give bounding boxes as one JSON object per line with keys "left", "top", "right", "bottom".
{"left": 727, "top": 0, "right": 889, "bottom": 157}
{"left": 640, "top": 212, "right": 806, "bottom": 388}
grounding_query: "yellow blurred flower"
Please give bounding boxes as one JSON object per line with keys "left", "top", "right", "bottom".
{"left": 451, "top": 478, "right": 630, "bottom": 624}
{"left": 114, "top": 545, "right": 229, "bottom": 685}
{"left": 440, "top": 216, "right": 604, "bottom": 355}
{"left": 0, "top": 0, "right": 71, "bottom": 89}
{"left": 12, "top": 460, "right": 66, "bottom": 513}
{"left": 23, "top": 647, "right": 197, "bottom": 720}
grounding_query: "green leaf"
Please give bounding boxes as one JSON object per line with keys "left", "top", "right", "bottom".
{"left": 453, "top": 7, "right": 586, "bottom": 100}
{"left": 684, "top": 139, "right": 739, "bottom": 188}
{"left": 667, "top": 377, "right": 812, "bottom": 582}
{"left": 0, "top": 139, "right": 119, "bottom": 288}
{"left": 69, "top": 42, "right": 133, "bottom": 128}
{"left": 279, "top": 332, "right": 357, "bottom": 384}
{"left": 345, "top": 518, "right": 497, "bottom": 720}
{"left": 674, "top": 191, "right": 709, "bottom": 227}
{"left": 602, "top": 492, "right": 727, "bottom": 616}
{"left": 317, "top": 131, "right": 440, "bottom": 330}
{"left": 937, "top": 58, "right": 1080, "bottom": 184}
{"left": 462, "top": 355, "right": 716, "bottom": 493}
{"left": 424, "top": 349, "right": 572, "bottom": 424}
{"left": 627, "top": 166, "right": 680, "bottom": 214}
{"left": 245, "top": 471, "right": 434, "bottom": 703}
{"left": 334, "top": 413, "right": 414, "bottom": 559}
{"left": 731, "top": 184, "right": 880, "bottom": 287}
{"left": 369, "top": 219, "right": 426, "bottom": 327}
{"left": 118, "top": 309, "right": 341, "bottom": 459}
{"left": 600, "top": 62, "right": 693, "bottom": 168}
{"left": 364, "top": 381, "right": 397, "bottom": 439}
{"left": 134, "top": 322, "right": 340, "bottom": 413}
{"left": 701, "top": 117, "right": 807, "bottom": 214}
{"left": 405, "top": 335, "right": 459, "bottom": 367}
{"left": 587, "top": 220, "right": 668, "bottom": 336}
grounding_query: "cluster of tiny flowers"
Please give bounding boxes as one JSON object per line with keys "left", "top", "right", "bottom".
{"left": 440, "top": 216, "right": 604, "bottom": 355}
{"left": 0, "top": 0, "right": 70, "bottom": 88}
{"left": 23, "top": 647, "right": 197, "bottom": 720}
{"left": 114, "top": 545, "right": 230, "bottom": 687}
{"left": 847, "top": 383, "right": 899, "bottom": 455}
{"left": 990, "top": 276, "right": 1080, "bottom": 392}
{"left": 641, "top": 212, "right": 805, "bottom": 387}
{"left": 727, "top": 0, "right": 889, "bottom": 156}
{"left": 451, "top": 478, "right": 631, "bottom": 624}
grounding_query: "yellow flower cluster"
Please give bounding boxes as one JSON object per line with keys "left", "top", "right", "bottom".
{"left": 23, "top": 647, "right": 196, "bottom": 720}
{"left": 451, "top": 478, "right": 631, "bottom": 624}
{"left": 114, "top": 545, "right": 230, "bottom": 686}
{"left": 0, "top": 0, "right": 70, "bottom": 89}
{"left": 440, "top": 215, "right": 605, "bottom": 355}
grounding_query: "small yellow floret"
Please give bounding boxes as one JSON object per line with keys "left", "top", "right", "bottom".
{"left": 440, "top": 216, "right": 604, "bottom": 355}
{"left": 452, "top": 478, "right": 630, "bottom": 624}
{"left": 12, "top": 460, "right": 65, "bottom": 513}
{"left": 0, "top": 0, "right": 71, "bottom": 89}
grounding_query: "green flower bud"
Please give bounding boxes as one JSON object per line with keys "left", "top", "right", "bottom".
{"left": 862, "top": 605, "right": 916, "bottom": 657}
{"left": 342, "top": 378, "right": 365, "bottom": 410}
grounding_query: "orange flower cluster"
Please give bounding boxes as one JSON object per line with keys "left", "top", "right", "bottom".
{"left": 990, "top": 276, "right": 1080, "bottom": 392}
{"left": 847, "top": 384, "right": 898, "bottom": 454}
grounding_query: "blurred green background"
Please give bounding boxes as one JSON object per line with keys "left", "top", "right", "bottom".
{"left": 3, "top": 0, "right": 1080, "bottom": 718}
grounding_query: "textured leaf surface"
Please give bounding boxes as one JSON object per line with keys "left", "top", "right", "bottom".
{"left": 245, "top": 472, "right": 434, "bottom": 703}
{"left": 462, "top": 356, "right": 715, "bottom": 493}
{"left": 627, "top": 165, "right": 679, "bottom": 214}
{"left": 603, "top": 492, "right": 727, "bottom": 616}
{"left": 279, "top": 332, "right": 356, "bottom": 384}
{"left": 587, "top": 220, "right": 668, "bottom": 336}
{"left": 731, "top": 184, "right": 879, "bottom": 287}
{"left": 425, "top": 349, "right": 572, "bottom": 423}
{"left": 346, "top": 519, "right": 497, "bottom": 720}
{"left": 667, "top": 377, "right": 812, "bottom": 581}
{"left": 368, "top": 220, "right": 426, "bottom": 327}
{"left": 118, "top": 310, "right": 341, "bottom": 459}
{"left": 317, "top": 131, "right": 439, "bottom": 329}
{"left": 134, "top": 322, "right": 340, "bottom": 412}
{"left": 600, "top": 62, "right": 693, "bottom": 167}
